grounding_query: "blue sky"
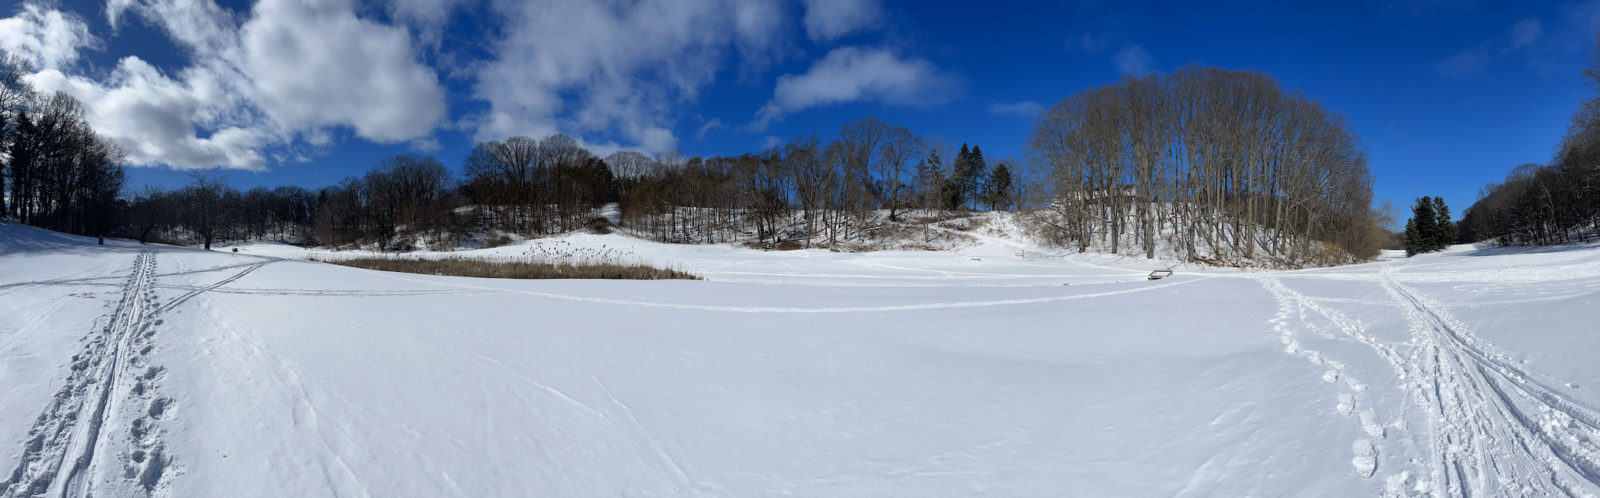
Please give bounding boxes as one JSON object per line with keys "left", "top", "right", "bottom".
{"left": 4, "top": 0, "right": 1598, "bottom": 222}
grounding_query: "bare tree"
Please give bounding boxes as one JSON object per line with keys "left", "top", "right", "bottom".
{"left": 1027, "top": 65, "right": 1380, "bottom": 265}
{"left": 878, "top": 125, "right": 921, "bottom": 221}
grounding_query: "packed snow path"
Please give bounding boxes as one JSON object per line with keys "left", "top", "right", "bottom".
{"left": 1, "top": 224, "right": 1598, "bottom": 496}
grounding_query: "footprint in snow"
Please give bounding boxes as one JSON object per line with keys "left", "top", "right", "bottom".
{"left": 1359, "top": 410, "right": 1385, "bottom": 439}
{"left": 1351, "top": 440, "right": 1378, "bottom": 478}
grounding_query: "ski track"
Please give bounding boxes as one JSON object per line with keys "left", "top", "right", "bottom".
{"left": 1378, "top": 265, "right": 1600, "bottom": 497}
{"left": 1, "top": 253, "right": 273, "bottom": 498}
{"left": 1255, "top": 260, "right": 1600, "bottom": 497}
{"left": 0, "top": 252, "right": 170, "bottom": 497}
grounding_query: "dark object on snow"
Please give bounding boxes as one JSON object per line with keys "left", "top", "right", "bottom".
{"left": 586, "top": 217, "right": 612, "bottom": 234}
{"left": 1148, "top": 270, "right": 1174, "bottom": 280}
{"left": 231, "top": 248, "right": 239, "bottom": 253}
{"left": 98, "top": 236, "right": 104, "bottom": 245}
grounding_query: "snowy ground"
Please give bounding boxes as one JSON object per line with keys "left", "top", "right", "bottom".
{"left": 2, "top": 221, "right": 1598, "bottom": 497}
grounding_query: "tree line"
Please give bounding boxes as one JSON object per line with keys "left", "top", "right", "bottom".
{"left": 1025, "top": 66, "right": 1385, "bottom": 266}
{"left": 1, "top": 52, "right": 126, "bottom": 238}
{"left": 1459, "top": 39, "right": 1600, "bottom": 246}
{"left": 3, "top": 45, "right": 1388, "bottom": 266}
{"left": 122, "top": 122, "right": 1020, "bottom": 251}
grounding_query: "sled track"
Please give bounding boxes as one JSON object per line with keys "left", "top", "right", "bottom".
{"left": 1380, "top": 266, "right": 1600, "bottom": 497}
{"left": 0, "top": 252, "right": 180, "bottom": 498}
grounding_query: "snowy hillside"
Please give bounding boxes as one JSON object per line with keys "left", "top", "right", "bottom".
{"left": 2, "top": 220, "right": 1598, "bottom": 496}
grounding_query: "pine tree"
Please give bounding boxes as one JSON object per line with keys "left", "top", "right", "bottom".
{"left": 945, "top": 144, "right": 971, "bottom": 210}
{"left": 1404, "top": 196, "right": 1438, "bottom": 257}
{"left": 964, "top": 146, "right": 988, "bottom": 210}
{"left": 1430, "top": 196, "right": 1456, "bottom": 248}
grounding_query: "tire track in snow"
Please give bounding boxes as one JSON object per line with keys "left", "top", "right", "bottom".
{"left": 1379, "top": 265, "right": 1600, "bottom": 496}
{"left": 0, "top": 251, "right": 176, "bottom": 497}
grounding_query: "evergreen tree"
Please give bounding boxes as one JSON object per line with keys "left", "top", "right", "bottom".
{"left": 944, "top": 144, "right": 971, "bottom": 210}
{"left": 1404, "top": 196, "right": 1437, "bottom": 256}
{"left": 963, "top": 145, "right": 988, "bottom": 210}
{"left": 1430, "top": 196, "right": 1456, "bottom": 248}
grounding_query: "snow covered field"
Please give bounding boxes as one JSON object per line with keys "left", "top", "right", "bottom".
{"left": 2, "top": 221, "right": 1599, "bottom": 497}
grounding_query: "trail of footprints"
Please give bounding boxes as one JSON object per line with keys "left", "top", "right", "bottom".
{"left": 124, "top": 313, "right": 175, "bottom": 493}
{"left": 1258, "top": 277, "right": 1394, "bottom": 481}
{"left": 0, "top": 252, "right": 177, "bottom": 497}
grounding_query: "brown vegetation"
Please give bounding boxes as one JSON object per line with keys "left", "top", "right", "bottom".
{"left": 312, "top": 256, "right": 700, "bottom": 281}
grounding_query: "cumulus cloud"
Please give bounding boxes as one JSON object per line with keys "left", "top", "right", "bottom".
{"left": 384, "top": 0, "right": 466, "bottom": 45}
{"left": 9, "top": 0, "right": 952, "bottom": 169}
{"left": 0, "top": 4, "right": 98, "bottom": 70}
{"left": 472, "top": 0, "right": 786, "bottom": 155}
{"left": 1112, "top": 45, "right": 1152, "bottom": 74}
{"left": 12, "top": 0, "right": 446, "bottom": 170}
{"left": 238, "top": 0, "right": 446, "bottom": 142}
{"left": 751, "top": 46, "right": 950, "bottom": 131}
{"left": 29, "top": 58, "right": 267, "bottom": 170}
{"left": 988, "top": 100, "right": 1043, "bottom": 118}
{"left": 801, "top": 0, "right": 882, "bottom": 42}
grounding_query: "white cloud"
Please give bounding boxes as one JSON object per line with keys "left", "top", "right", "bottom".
{"left": 801, "top": 0, "right": 882, "bottom": 42}
{"left": 1112, "top": 45, "right": 1152, "bottom": 75}
{"left": 29, "top": 59, "right": 267, "bottom": 170}
{"left": 473, "top": 0, "right": 786, "bottom": 155}
{"left": 760, "top": 135, "right": 782, "bottom": 150}
{"left": 0, "top": 4, "right": 98, "bottom": 70}
{"left": 696, "top": 118, "right": 725, "bottom": 140}
{"left": 14, "top": 0, "right": 448, "bottom": 170}
{"left": 751, "top": 46, "right": 950, "bottom": 131}
{"left": 384, "top": 0, "right": 466, "bottom": 45}
{"left": 988, "top": 100, "right": 1043, "bottom": 118}
{"left": 238, "top": 0, "right": 446, "bottom": 142}
{"left": 1508, "top": 18, "right": 1542, "bottom": 49}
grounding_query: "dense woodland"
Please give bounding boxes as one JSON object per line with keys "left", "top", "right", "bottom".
{"left": 3, "top": 46, "right": 1398, "bottom": 266}
{"left": 1459, "top": 41, "right": 1600, "bottom": 246}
